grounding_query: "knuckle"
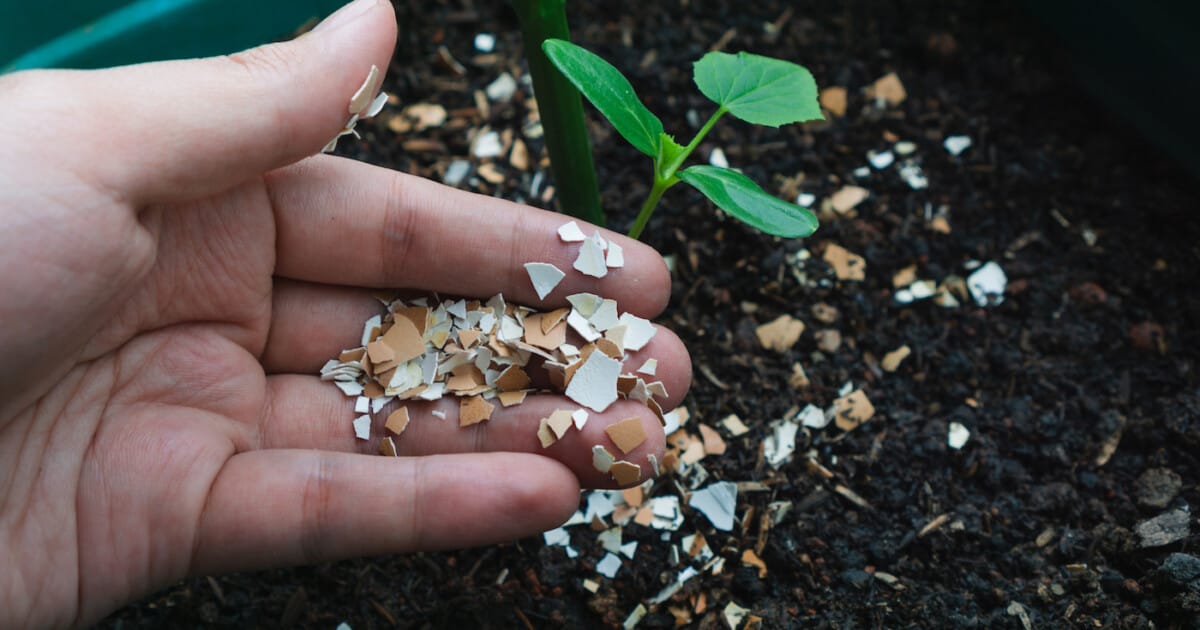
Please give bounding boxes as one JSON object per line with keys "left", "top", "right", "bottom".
{"left": 378, "top": 173, "right": 420, "bottom": 279}
{"left": 298, "top": 453, "right": 335, "bottom": 563}
{"left": 224, "top": 42, "right": 301, "bottom": 82}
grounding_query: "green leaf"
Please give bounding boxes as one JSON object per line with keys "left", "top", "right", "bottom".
{"left": 543, "top": 39, "right": 663, "bottom": 157}
{"left": 677, "top": 165, "right": 818, "bottom": 238}
{"left": 693, "top": 51, "right": 822, "bottom": 127}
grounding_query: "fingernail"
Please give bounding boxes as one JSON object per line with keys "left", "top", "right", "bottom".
{"left": 314, "top": 0, "right": 378, "bottom": 33}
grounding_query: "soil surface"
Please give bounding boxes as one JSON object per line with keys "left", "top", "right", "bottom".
{"left": 102, "top": 0, "right": 1200, "bottom": 628}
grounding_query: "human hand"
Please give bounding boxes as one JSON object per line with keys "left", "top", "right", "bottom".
{"left": 0, "top": 0, "right": 690, "bottom": 625}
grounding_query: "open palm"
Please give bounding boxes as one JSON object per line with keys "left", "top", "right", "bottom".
{"left": 0, "top": 2, "right": 689, "bottom": 626}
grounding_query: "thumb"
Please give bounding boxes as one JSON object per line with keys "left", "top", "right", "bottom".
{"left": 21, "top": 0, "right": 397, "bottom": 204}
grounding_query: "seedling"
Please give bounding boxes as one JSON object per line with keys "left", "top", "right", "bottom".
{"left": 543, "top": 39, "right": 823, "bottom": 240}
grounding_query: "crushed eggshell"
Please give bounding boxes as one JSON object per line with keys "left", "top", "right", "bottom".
{"left": 823, "top": 243, "right": 867, "bottom": 281}
{"left": 833, "top": 389, "right": 875, "bottom": 431}
{"left": 537, "top": 419, "right": 557, "bottom": 448}
{"left": 881, "top": 345, "right": 912, "bottom": 372}
{"left": 610, "top": 460, "right": 642, "bottom": 486}
{"left": 613, "top": 314, "right": 654, "bottom": 351}
{"left": 720, "top": 414, "right": 750, "bottom": 436}
{"left": 688, "top": 481, "right": 738, "bottom": 531}
{"left": 797, "top": 404, "right": 828, "bottom": 429}
{"left": 948, "top": 422, "right": 971, "bottom": 449}
{"left": 819, "top": 86, "right": 847, "bottom": 116}
{"left": 967, "top": 261, "right": 1007, "bottom": 307}
{"left": 564, "top": 350, "right": 621, "bottom": 412}
{"left": 764, "top": 418, "right": 800, "bottom": 467}
{"left": 830, "top": 186, "right": 869, "bottom": 214}
{"left": 524, "top": 262, "right": 565, "bottom": 300}
{"left": 349, "top": 64, "right": 382, "bottom": 115}
{"left": 353, "top": 414, "right": 371, "bottom": 440}
{"left": 698, "top": 424, "right": 727, "bottom": 455}
{"left": 606, "top": 242, "right": 625, "bottom": 268}
{"left": 892, "top": 265, "right": 918, "bottom": 288}
{"left": 755, "top": 314, "right": 805, "bottom": 352}
{"left": 392, "top": 103, "right": 447, "bottom": 132}
{"left": 322, "top": 292, "right": 675, "bottom": 472}
{"left": 574, "top": 236, "right": 608, "bottom": 278}
{"left": 385, "top": 407, "right": 411, "bottom": 435}
{"left": 944, "top": 135, "right": 972, "bottom": 156}
{"left": 558, "top": 220, "right": 587, "bottom": 242}
{"left": 592, "top": 445, "right": 616, "bottom": 473}
{"left": 867, "top": 72, "right": 907, "bottom": 106}
{"left": 546, "top": 409, "right": 575, "bottom": 439}
{"left": 606, "top": 418, "right": 648, "bottom": 454}
{"left": 459, "top": 395, "right": 495, "bottom": 426}
{"left": 741, "top": 549, "right": 768, "bottom": 578}
{"left": 497, "top": 390, "right": 528, "bottom": 407}
{"left": 596, "top": 552, "right": 622, "bottom": 578}
{"left": 868, "top": 149, "right": 895, "bottom": 170}
{"left": 484, "top": 72, "right": 517, "bottom": 101}
{"left": 637, "top": 358, "right": 658, "bottom": 376}
{"left": 623, "top": 603, "right": 647, "bottom": 629}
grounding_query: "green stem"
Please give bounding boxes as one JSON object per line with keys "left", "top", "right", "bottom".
{"left": 512, "top": 0, "right": 604, "bottom": 226}
{"left": 663, "top": 107, "right": 725, "bottom": 180}
{"left": 627, "top": 179, "right": 671, "bottom": 240}
{"left": 628, "top": 107, "right": 726, "bottom": 239}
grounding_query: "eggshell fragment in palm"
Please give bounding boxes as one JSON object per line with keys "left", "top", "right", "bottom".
{"left": 573, "top": 237, "right": 608, "bottom": 278}
{"left": 589, "top": 300, "right": 620, "bottom": 331}
{"left": 353, "top": 414, "right": 371, "bottom": 440}
{"left": 605, "top": 242, "right": 624, "bottom": 268}
{"left": 616, "top": 313, "right": 656, "bottom": 351}
{"left": 546, "top": 409, "right": 575, "bottom": 439}
{"left": 349, "top": 64, "right": 381, "bottom": 115}
{"left": 592, "top": 445, "right": 615, "bottom": 472}
{"left": 605, "top": 417, "right": 648, "bottom": 454}
{"left": 557, "top": 220, "right": 586, "bottom": 242}
{"left": 537, "top": 419, "right": 556, "bottom": 448}
{"left": 564, "top": 350, "right": 621, "bottom": 412}
{"left": 567, "top": 310, "right": 601, "bottom": 342}
{"left": 524, "top": 262, "right": 565, "bottom": 300}
{"left": 363, "top": 91, "right": 389, "bottom": 118}
{"left": 385, "top": 407, "right": 411, "bottom": 435}
{"left": 572, "top": 409, "right": 590, "bottom": 430}
{"left": 610, "top": 461, "right": 642, "bottom": 486}
{"left": 566, "top": 293, "right": 603, "bottom": 316}
{"left": 497, "top": 390, "right": 528, "bottom": 407}
{"left": 459, "top": 395, "right": 495, "bottom": 426}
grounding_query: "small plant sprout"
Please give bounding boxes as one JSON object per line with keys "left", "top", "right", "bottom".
{"left": 543, "top": 40, "right": 824, "bottom": 240}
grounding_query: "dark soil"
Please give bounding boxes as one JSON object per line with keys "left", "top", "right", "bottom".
{"left": 102, "top": 1, "right": 1200, "bottom": 628}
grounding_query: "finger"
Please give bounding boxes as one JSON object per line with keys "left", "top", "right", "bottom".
{"left": 37, "top": 0, "right": 396, "bottom": 204}
{"left": 260, "top": 279, "right": 379, "bottom": 373}
{"left": 266, "top": 156, "right": 672, "bottom": 316}
{"left": 191, "top": 450, "right": 578, "bottom": 574}
{"left": 263, "top": 376, "right": 672, "bottom": 488}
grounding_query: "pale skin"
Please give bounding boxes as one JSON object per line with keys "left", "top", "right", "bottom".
{"left": 0, "top": 0, "right": 691, "bottom": 626}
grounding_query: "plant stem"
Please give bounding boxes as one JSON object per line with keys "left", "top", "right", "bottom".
{"left": 627, "top": 179, "right": 671, "bottom": 240}
{"left": 664, "top": 107, "right": 725, "bottom": 179}
{"left": 512, "top": 0, "right": 605, "bottom": 226}
{"left": 628, "top": 108, "right": 726, "bottom": 239}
